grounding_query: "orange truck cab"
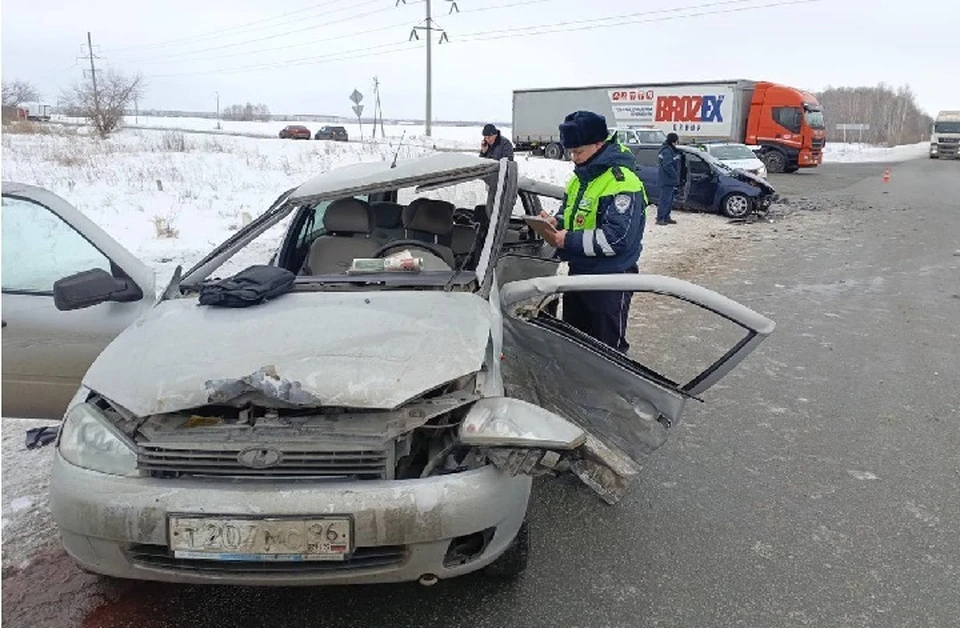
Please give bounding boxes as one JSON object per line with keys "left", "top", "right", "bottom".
{"left": 745, "top": 81, "right": 826, "bottom": 173}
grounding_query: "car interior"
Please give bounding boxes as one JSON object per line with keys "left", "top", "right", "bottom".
{"left": 279, "top": 195, "right": 489, "bottom": 276}
{"left": 276, "top": 188, "right": 551, "bottom": 279}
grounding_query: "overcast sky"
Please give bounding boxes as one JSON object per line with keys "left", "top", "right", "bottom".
{"left": 2, "top": 0, "right": 956, "bottom": 122}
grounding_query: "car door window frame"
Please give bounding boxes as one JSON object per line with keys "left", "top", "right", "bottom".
{"left": 1, "top": 193, "right": 125, "bottom": 297}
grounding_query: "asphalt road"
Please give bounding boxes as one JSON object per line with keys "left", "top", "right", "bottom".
{"left": 3, "top": 157, "right": 958, "bottom": 628}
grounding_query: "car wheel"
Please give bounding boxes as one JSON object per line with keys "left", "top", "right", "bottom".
{"left": 784, "top": 165, "right": 799, "bottom": 173}
{"left": 762, "top": 150, "right": 787, "bottom": 174}
{"left": 721, "top": 193, "right": 752, "bottom": 218}
{"left": 544, "top": 143, "right": 563, "bottom": 160}
{"left": 483, "top": 520, "right": 530, "bottom": 579}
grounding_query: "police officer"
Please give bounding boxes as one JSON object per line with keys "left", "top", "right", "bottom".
{"left": 538, "top": 110, "right": 647, "bottom": 353}
{"left": 656, "top": 132, "right": 682, "bottom": 225}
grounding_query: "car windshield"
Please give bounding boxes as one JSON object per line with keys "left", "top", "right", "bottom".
{"left": 934, "top": 121, "right": 960, "bottom": 134}
{"left": 709, "top": 145, "right": 758, "bottom": 160}
{"left": 696, "top": 150, "right": 733, "bottom": 173}
{"left": 176, "top": 160, "right": 509, "bottom": 295}
{"left": 636, "top": 130, "right": 666, "bottom": 143}
{"left": 804, "top": 109, "right": 825, "bottom": 129}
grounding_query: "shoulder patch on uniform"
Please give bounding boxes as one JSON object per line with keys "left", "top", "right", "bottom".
{"left": 614, "top": 194, "right": 632, "bottom": 213}
{"left": 611, "top": 166, "right": 625, "bottom": 181}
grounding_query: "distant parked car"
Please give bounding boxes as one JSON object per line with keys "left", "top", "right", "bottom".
{"left": 314, "top": 126, "right": 349, "bottom": 141}
{"left": 632, "top": 145, "right": 778, "bottom": 219}
{"left": 279, "top": 125, "right": 311, "bottom": 140}
{"left": 695, "top": 142, "right": 768, "bottom": 179}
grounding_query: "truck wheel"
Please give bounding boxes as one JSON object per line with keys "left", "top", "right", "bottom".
{"left": 484, "top": 520, "right": 530, "bottom": 579}
{"left": 762, "top": 151, "right": 786, "bottom": 174}
{"left": 721, "top": 193, "right": 752, "bottom": 219}
{"left": 544, "top": 143, "right": 563, "bottom": 160}
{"left": 785, "top": 165, "right": 799, "bottom": 173}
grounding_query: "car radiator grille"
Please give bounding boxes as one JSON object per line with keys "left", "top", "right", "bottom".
{"left": 138, "top": 445, "right": 391, "bottom": 479}
{"left": 127, "top": 544, "right": 407, "bottom": 574}
{"left": 811, "top": 138, "right": 825, "bottom": 150}
{"left": 939, "top": 137, "right": 959, "bottom": 144}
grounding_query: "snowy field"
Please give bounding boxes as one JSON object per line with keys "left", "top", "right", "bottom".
{"left": 57, "top": 114, "right": 492, "bottom": 151}
{"left": 54, "top": 114, "right": 931, "bottom": 164}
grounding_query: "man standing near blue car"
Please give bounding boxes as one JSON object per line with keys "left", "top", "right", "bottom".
{"left": 657, "top": 132, "right": 682, "bottom": 225}
{"left": 538, "top": 110, "right": 647, "bottom": 353}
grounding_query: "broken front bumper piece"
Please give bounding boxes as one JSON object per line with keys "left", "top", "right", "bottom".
{"left": 483, "top": 433, "right": 642, "bottom": 506}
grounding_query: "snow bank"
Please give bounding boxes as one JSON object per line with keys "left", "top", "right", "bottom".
{"left": 822, "top": 141, "right": 928, "bottom": 163}
{"left": 55, "top": 115, "right": 507, "bottom": 152}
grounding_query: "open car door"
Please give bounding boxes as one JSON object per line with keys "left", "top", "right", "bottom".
{"left": 492, "top": 274, "right": 775, "bottom": 503}
{"left": 1, "top": 183, "right": 155, "bottom": 419}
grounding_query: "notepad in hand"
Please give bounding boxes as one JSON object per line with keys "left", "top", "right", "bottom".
{"left": 522, "top": 215, "right": 559, "bottom": 240}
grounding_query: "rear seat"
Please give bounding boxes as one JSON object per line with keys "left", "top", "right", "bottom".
{"left": 370, "top": 202, "right": 405, "bottom": 247}
{"left": 402, "top": 198, "right": 456, "bottom": 267}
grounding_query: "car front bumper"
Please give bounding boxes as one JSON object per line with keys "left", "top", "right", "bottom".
{"left": 50, "top": 453, "right": 531, "bottom": 586}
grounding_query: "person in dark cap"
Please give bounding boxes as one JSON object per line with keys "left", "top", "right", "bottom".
{"left": 480, "top": 123, "right": 514, "bottom": 161}
{"left": 656, "top": 132, "right": 683, "bottom": 225}
{"left": 537, "top": 110, "right": 648, "bottom": 353}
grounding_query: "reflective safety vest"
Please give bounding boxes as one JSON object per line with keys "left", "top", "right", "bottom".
{"left": 562, "top": 163, "right": 647, "bottom": 232}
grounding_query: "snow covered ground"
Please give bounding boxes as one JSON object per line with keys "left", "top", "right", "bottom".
{"left": 54, "top": 115, "right": 931, "bottom": 165}
{"left": 57, "top": 114, "right": 494, "bottom": 151}
{"left": 821, "top": 141, "right": 929, "bottom": 163}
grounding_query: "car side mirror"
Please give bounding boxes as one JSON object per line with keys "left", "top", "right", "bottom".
{"left": 53, "top": 268, "right": 137, "bottom": 311}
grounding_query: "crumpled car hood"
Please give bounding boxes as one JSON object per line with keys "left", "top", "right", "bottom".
{"left": 84, "top": 291, "right": 492, "bottom": 417}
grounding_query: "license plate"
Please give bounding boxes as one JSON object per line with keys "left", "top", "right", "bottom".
{"left": 169, "top": 516, "right": 352, "bottom": 561}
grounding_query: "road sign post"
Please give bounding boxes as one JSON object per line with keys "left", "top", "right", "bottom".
{"left": 836, "top": 123, "right": 870, "bottom": 144}
{"left": 350, "top": 89, "right": 364, "bottom": 141}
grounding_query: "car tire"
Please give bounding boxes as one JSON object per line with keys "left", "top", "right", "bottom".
{"left": 721, "top": 193, "right": 752, "bottom": 219}
{"left": 483, "top": 520, "right": 530, "bottom": 579}
{"left": 544, "top": 143, "right": 563, "bottom": 160}
{"left": 785, "top": 165, "right": 799, "bottom": 173}
{"left": 762, "top": 150, "right": 787, "bottom": 174}
{"left": 930, "top": 155, "right": 938, "bottom": 159}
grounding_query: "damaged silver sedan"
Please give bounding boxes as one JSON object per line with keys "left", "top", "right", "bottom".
{"left": 1, "top": 154, "right": 774, "bottom": 586}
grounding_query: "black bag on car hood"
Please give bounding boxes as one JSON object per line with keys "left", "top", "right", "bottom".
{"left": 198, "top": 265, "right": 296, "bottom": 308}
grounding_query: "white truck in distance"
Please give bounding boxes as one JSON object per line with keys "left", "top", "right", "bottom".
{"left": 930, "top": 111, "right": 960, "bottom": 159}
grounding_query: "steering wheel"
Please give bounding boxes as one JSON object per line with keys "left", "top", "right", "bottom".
{"left": 373, "top": 239, "right": 450, "bottom": 263}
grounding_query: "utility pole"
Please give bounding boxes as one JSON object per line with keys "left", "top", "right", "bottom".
{"left": 400, "top": 0, "right": 458, "bottom": 137}
{"left": 78, "top": 32, "right": 103, "bottom": 126}
{"left": 215, "top": 91, "right": 221, "bottom": 129}
{"left": 372, "top": 76, "right": 386, "bottom": 139}
{"left": 134, "top": 95, "right": 139, "bottom": 124}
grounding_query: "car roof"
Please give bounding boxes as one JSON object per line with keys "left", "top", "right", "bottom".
{"left": 288, "top": 153, "right": 500, "bottom": 203}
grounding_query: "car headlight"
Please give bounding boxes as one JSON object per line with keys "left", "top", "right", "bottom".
{"left": 459, "top": 397, "right": 585, "bottom": 449}
{"left": 59, "top": 402, "right": 139, "bottom": 476}
{"left": 758, "top": 166, "right": 767, "bottom": 178}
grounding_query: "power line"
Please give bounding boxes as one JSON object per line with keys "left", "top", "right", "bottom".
{"left": 147, "top": 41, "right": 419, "bottom": 79}
{"left": 457, "top": 0, "right": 817, "bottom": 41}
{"left": 124, "top": 19, "right": 414, "bottom": 66}
{"left": 107, "top": 0, "right": 358, "bottom": 53}
{"left": 139, "top": 0, "right": 813, "bottom": 81}
{"left": 120, "top": 0, "right": 391, "bottom": 64}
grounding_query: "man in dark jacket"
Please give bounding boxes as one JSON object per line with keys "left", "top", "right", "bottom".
{"left": 538, "top": 111, "right": 647, "bottom": 353}
{"left": 657, "top": 132, "right": 682, "bottom": 225}
{"left": 480, "top": 123, "right": 514, "bottom": 161}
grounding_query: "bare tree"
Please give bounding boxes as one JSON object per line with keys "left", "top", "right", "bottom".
{"left": 222, "top": 102, "right": 271, "bottom": 122}
{"left": 2, "top": 79, "right": 39, "bottom": 107}
{"left": 816, "top": 83, "right": 932, "bottom": 146}
{"left": 62, "top": 69, "right": 144, "bottom": 138}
